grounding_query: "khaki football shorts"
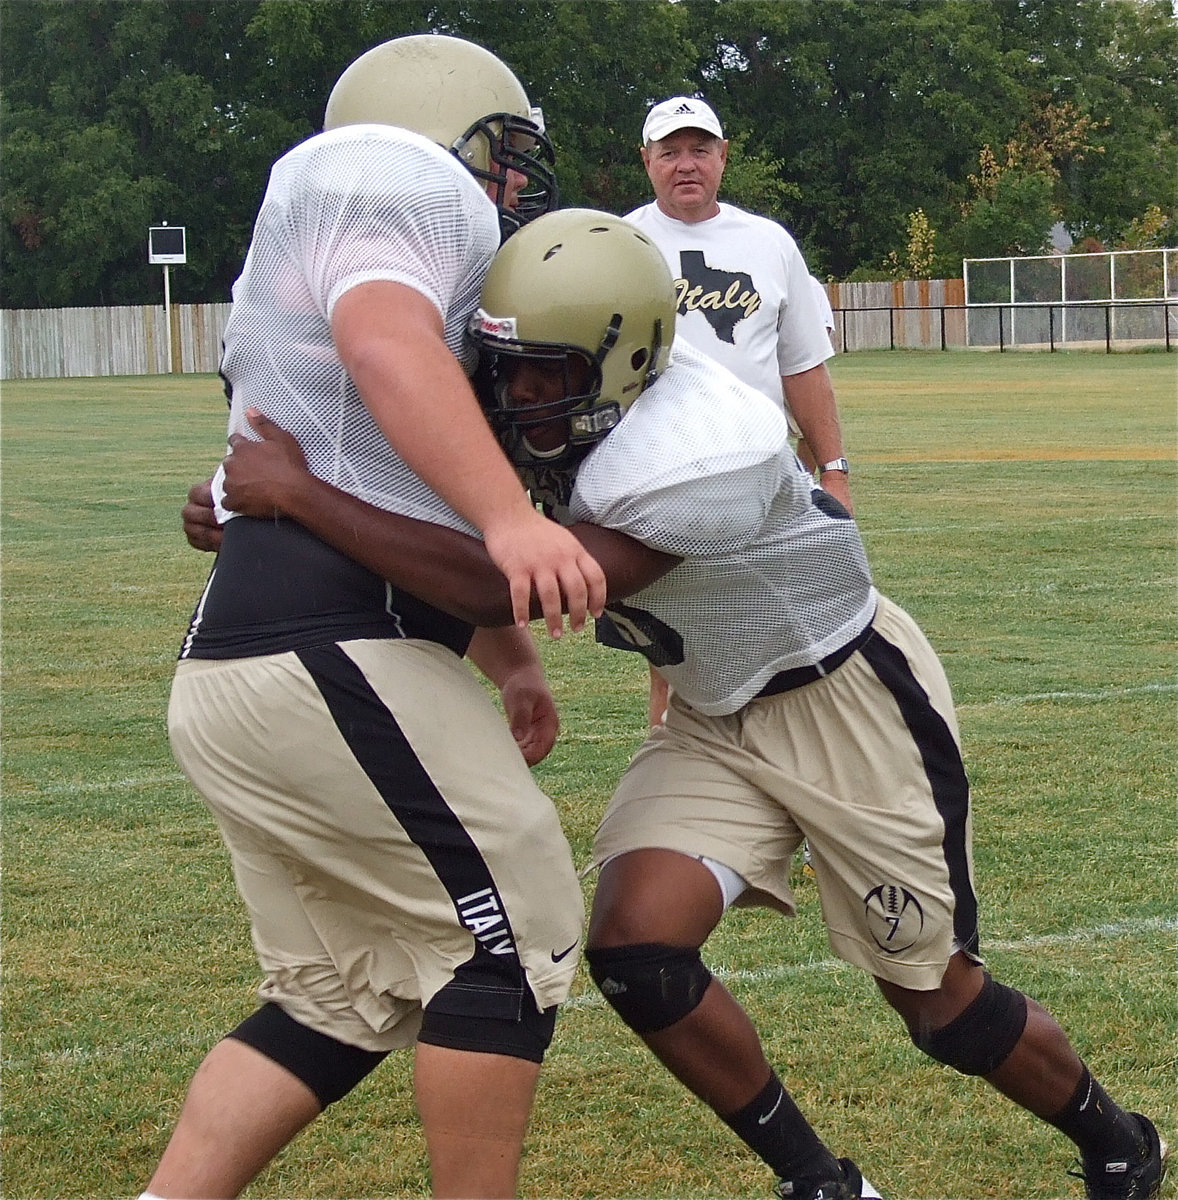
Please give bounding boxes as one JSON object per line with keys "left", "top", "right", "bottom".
{"left": 169, "top": 637, "right": 583, "bottom": 1052}
{"left": 593, "top": 595, "right": 980, "bottom": 991}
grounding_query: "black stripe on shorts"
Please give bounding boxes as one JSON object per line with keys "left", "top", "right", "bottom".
{"left": 860, "top": 633, "right": 981, "bottom": 959}
{"left": 296, "top": 643, "right": 527, "bottom": 1021}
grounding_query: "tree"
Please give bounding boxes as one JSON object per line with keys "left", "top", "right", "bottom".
{"left": 676, "top": 0, "right": 1042, "bottom": 275}
{"left": 947, "top": 146, "right": 1058, "bottom": 260}
{"left": 437, "top": 1, "right": 697, "bottom": 214}
{"left": 937, "top": 97, "right": 1105, "bottom": 266}
{"left": 1, "top": 119, "right": 162, "bottom": 306}
{"left": 0, "top": 0, "right": 698, "bottom": 306}
{"left": 1065, "top": 1, "right": 1176, "bottom": 244}
{"left": 0, "top": 1, "right": 312, "bottom": 306}
{"left": 1116, "top": 203, "right": 1172, "bottom": 251}
{"left": 887, "top": 209, "right": 937, "bottom": 280}
{"left": 675, "top": 0, "right": 1175, "bottom": 277}
{"left": 2, "top": 0, "right": 1174, "bottom": 306}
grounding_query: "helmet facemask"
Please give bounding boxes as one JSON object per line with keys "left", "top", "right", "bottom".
{"left": 322, "top": 36, "right": 557, "bottom": 240}
{"left": 472, "top": 318, "right": 635, "bottom": 470}
{"left": 453, "top": 109, "right": 559, "bottom": 239}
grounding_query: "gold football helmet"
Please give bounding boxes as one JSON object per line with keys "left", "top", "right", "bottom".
{"left": 323, "top": 34, "right": 557, "bottom": 235}
{"left": 469, "top": 208, "right": 676, "bottom": 469}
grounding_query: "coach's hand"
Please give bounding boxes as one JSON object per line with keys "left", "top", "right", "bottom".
{"left": 818, "top": 470, "right": 853, "bottom": 515}
{"left": 182, "top": 477, "right": 223, "bottom": 553}
{"left": 222, "top": 408, "right": 310, "bottom": 518}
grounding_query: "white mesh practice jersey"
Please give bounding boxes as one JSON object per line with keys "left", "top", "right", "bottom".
{"left": 623, "top": 202, "right": 833, "bottom": 408}
{"left": 568, "top": 339, "right": 876, "bottom": 715}
{"left": 214, "top": 123, "right": 500, "bottom": 535}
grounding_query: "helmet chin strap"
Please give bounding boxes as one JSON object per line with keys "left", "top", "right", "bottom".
{"left": 521, "top": 436, "right": 569, "bottom": 461}
{"left": 591, "top": 312, "right": 662, "bottom": 399}
{"left": 452, "top": 113, "right": 558, "bottom": 239}
{"left": 644, "top": 318, "right": 665, "bottom": 390}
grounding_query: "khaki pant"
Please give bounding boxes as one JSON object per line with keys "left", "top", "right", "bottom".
{"left": 594, "top": 596, "right": 980, "bottom": 990}
{"left": 170, "top": 638, "right": 583, "bottom": 1051}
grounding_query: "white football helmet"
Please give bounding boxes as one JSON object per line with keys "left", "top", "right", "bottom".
{"left": 323, "top": 34, "right": 557, "bottom": 236}
{"left": 468, "top": 208, "right": 676, "bottom": 469}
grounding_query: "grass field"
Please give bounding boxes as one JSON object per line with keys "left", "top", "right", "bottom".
{"left": 2, "top": 349, "right": 1175, "bottom": 1200}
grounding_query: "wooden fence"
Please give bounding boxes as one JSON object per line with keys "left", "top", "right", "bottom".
{"left": 827, "top": 278, "right": 966, "bottom": 353}
{"left": 0, "top": 280, "right": 964, "bottom": 380}
{"left": 1, "top": 302, "right": 231, "bottom": 380}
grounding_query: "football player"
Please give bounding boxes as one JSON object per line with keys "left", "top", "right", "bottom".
{"left": 206, "top": 209, "right": 1166, "bottom": 1200}
{"left": 147, "top": 38, "right": 602, "bottom": 1200}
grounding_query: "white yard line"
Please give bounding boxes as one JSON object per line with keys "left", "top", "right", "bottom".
{"left": 6, "top": 921, "right": 1172, "bottom": 1067}
{"left": 561, "top": 915, "right": 1178, "bottom": 1010}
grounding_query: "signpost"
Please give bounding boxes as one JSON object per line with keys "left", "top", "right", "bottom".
{"left": 148, "top": 224, "right": 187, "bottom": 372}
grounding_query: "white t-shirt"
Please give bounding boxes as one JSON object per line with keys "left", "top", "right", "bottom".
{"left": 215, "top": 123, "right": 500, "bottom": 532}
{"left": 623, "top": 202, "right": 833, "bottom": 412}
{"left": 563, "top": 339, "right": 875, "bottom": 715}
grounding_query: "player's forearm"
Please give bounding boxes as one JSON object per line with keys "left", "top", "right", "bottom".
{"left": 335, "top": 286, "right": 537, "bottom": 539}
{"left": 231, "top": 419, "right": 680, "bottom": 623}
{"left": 275, "top": 472, "right": 516, "bottom": 626}
{"left": 282, "top": 482, "right": 681, "bottom": 626}
{"left": 466, "top": 625, "right": 545, "bottom": 689}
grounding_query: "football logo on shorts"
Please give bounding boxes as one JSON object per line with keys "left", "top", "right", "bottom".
{"left": 864, "top": 883, "right": 925, "bottom": 954}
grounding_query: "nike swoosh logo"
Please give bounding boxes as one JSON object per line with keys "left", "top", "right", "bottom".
{"left": 757, "top": 1088, "right": 784, "bottom": 1125}
{"left": 551, "top": 942, "right": 578, "bottom": 963}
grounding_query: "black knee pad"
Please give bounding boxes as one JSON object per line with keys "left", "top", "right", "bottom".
{"left": 227, "top": 1002, "right": 388, "bottom": 1109}
{"left": 915, "top": 973, "right": 1029, "bottom": 1076}
{"left": 585, "top": 942, "right": 712, "bottom": 1034}
{"left": 417, "top": 1002, "right": 558, "bottom": 1064}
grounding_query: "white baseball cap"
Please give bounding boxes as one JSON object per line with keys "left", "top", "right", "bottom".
{"left": 642, "top": 96, "right": 724, "bottom": 144}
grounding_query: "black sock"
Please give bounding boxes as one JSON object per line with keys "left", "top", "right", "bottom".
{"left": 1046, "top": 1064, "right": 1145, "bottom": 1163}
{"left": 719, "top": 1071, "right": 839, "bottom": 1184}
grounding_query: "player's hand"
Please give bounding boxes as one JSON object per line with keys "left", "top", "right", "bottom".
{"left": 182, "top": 477, "right": 223, "bottom": 552}
{"left": 221, "top": 408, "right": 309, "bottom": 517}
{"left": 499, "top": 666, "right": 560, "bottom": 766}
{"left": 482, "top": 510, "right": 607, "bottom": 639}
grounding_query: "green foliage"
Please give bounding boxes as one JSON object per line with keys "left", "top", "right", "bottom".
{"left": 449, "top": 0, "right": 697, "bottom": 214}
{"left": 1056, "top": 0, "right": 1178, "bottom": 245}
{"left": 886, "top": 208, "right": 938, "bottom": 280}
{"left": 678, "top": 0, "right": 1036, "bottom": 275}
{"left": 718, "top": 132, "right": 802, "bottom": 220}
{"left": 1117, "top": 203, "right": 1174, "bottom": 251}
{"left": 843, "top": 263, "right": 898, "bottom": 282}
{"left": 0, "top": 0, "right": 312, "bottom": 306}
{"left": 947, "top": 161, "right": 1059, "bottom": 261}
{"left": 0, "top": 120, "right": 162, "bottom": 305}
{"left": 1, "top": 0, "right": 1175, "bottom": 305}
{"left": 933, "top": 97, "right": 1112, "bottom": 268}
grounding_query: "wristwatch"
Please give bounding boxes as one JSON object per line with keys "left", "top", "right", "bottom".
{"left": 818, "top": 457, "right": 850, "bottom": 475}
